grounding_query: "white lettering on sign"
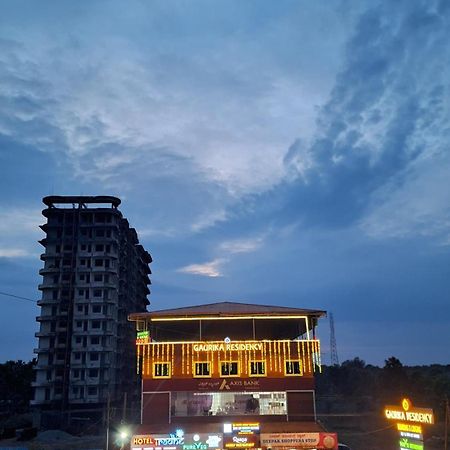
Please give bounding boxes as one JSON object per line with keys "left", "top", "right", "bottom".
{"left": 193, "top": 343, "right": 263, "bottom": 352}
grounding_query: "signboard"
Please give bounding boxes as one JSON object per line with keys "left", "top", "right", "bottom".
{"left": 384, "top": 398, "right": 433, "bottom": 450}
{"left": 131, "top": 432, "right": 222, "bottom": 450}
{"left": 193, "top": 343, "right": 263, "bottom": 352}
{"left": 224, "top": 434, "right": 260, "bottom": 449}
{"left": 136, "top": 331, "right": 150, "bottom": 345}
{"left": 399, "top": 437, "right": 424, "bottom": 450}
{"left": 223, "top": 422, "right": 260, "bottom": 449}
{"left": 384, "top": 398, "right": 434, "bottom": 424}
{"left": 143, "top": 377, "right": 314, "bottom": 392}
{"left": 260, "top": 433, "right": 338, "bottom": 449}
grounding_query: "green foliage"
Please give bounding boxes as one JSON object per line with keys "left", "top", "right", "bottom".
{"left": 316, "top": 357, "right": 450, "bottom": 420}
{"left": 0, "top": 359, "right": 36, "bottom": 412}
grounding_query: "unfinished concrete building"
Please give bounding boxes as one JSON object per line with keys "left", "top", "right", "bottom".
{"left": 32, "top": 196, "right": 152, "bottom": 424}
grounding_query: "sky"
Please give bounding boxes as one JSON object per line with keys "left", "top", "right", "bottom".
{"left": 0, "top": 0, "right": 449, "bottom": 366}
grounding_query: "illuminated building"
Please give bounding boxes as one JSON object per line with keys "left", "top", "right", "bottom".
{"left": 129, "top": 301, "right": 338, "bottom": 450}
{"left": 32, "top": 196, "right": 152, "bottom": 423}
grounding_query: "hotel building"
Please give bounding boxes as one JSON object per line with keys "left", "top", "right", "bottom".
{"left": 129, "top": 301, "right": 338, "bottom": 450}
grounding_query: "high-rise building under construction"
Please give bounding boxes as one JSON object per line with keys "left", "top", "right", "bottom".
{"left": 32, "top": 196, "right": 151, "bottom": 423}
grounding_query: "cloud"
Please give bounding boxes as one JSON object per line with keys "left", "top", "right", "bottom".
{"left": 0, "top": 248, "right": 31, "bottom": 258}
{"left": 177, "top": 258, "right": 226, "bottom": 278}
{"left": 276, "top": 0, "right": 450, "bottom": 240}
{"left": 219, "top": 236, "right": 264, "bottom": 254}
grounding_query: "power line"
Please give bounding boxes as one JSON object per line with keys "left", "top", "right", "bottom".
{"left": 0, "top": 290, "right": 38, "bottom": 304}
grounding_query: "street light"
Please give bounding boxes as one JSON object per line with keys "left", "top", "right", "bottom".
{"left": 118, "top": 427, "right": 129, "bottom": 449}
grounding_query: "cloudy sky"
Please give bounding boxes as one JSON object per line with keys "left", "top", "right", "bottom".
{"left": 0, "top": 0, "right": 449, "bottom": 365}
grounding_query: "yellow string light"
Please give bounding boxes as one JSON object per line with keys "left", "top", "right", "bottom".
{"left": 181, "top": 343, "right": 184, "bottom": 375}
{"left": 269, "top": 341, "right": 273, "bottom": 372}
{"left": 317, "top": 340, "right": 322, "bottom": 372}
{"left": 306, "top": 340, "right": 311, "bottom": 374}
{"left": 136, "top": 344, "right": 140, "bottom": 374}
{"left": 301, "top": 340, "right": 305, "bottom": 375}
{"left": 278, "top": 340, "right": 282, "bottom": 374}
{"left": 287, "top": 339, "right": 291, "bottom": 366}
{"left": 171, "top": 344, "right": 175, "bottom": 375}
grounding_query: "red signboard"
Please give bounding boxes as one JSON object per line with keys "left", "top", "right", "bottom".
{"left": 143, "top": 377, "right": 314, "bottom": 392}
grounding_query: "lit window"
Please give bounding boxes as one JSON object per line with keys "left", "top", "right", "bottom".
{"left": 285, "top": 360, "right": 303, "bottom": 376}
{"left": 153, "top": 362, "right": 171, "bottom": 379}
{"left": 249, "top": 361, "right": 266, "bottom": 377}
{"left": 194, "top": 362, "right": 211, "bottom": 378}
{"left": 220, "top": 361, "right": 239, "bottom": 377}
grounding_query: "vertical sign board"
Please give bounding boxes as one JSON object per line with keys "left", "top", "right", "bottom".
{"left": 384, "top": 398, "right": 434, "bottom": 450}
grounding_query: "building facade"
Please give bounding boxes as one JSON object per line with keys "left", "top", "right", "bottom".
{"left": 32, "top": 196, "right": 152, "bottom": 422}
{"left": 129, "top": 301, "right": 339, "bottom": 450}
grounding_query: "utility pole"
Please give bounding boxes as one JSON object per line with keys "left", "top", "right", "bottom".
{"left": 106, "top": 394, "right": 110, "bottom": 450}
{"left": 445, "top": 397, "right": 449, "bottom": 450}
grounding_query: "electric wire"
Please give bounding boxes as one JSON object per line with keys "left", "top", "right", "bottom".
{"left": 0, "top": 290, "right": 38, "bottom": 304}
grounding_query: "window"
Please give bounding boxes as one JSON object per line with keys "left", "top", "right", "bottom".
{"left": 153, "top": 362, "right": 171, "bottom": 378}
{"left": 73, "top": 369, "right": 80, "bottom": 378}
{"left": 88, "top": 386, "right": 98, "bottom": 396}
{"left": 81, "top": 244, "right": 87, "bottom": 251}
{"left": 76, "top": 321, "right": 82, "bottom": 328}
{"left": 79, "top": 274, "right": 85, "bottom": 281}
{"left": 75, "top": 336, "right": 82, "bottom": 344}
{"left": 77, "top": 305, "right": 83, "bottom": 313}
{"left": 194, "top": 362, "right": 211, "bottom": 378}
{"left": 95, "top": 244, "right": 104, "bottom": 252}
{"left": 91, "top": 336, "right": 100, "bottom": 345}
{"left": 220, "top": 361, "right": 239, "bottom": 377}
{"left": 94, "top": 274, "right": 102, "bottom": 282}
{"left": 90, "top": 352, "right": 99, "bottom": 361}
{"left": 88, "top": 368, "right": 99, "bottom": 378}
{"left": 93, "top": 289, "right": 102, "bottom": 297}
{"left": 285, "top": 360, "right": 303, "bottom": 376}
{"left": 94, "top": 259, "right": 103, "bottom": 267}
{"left": 171, "top": 391, "right": 287, "bottom": 417}
{"left": 92, "top": 321, "right": 101, "bottom": 329}
{"left": 74, "top": 353, "right": 81, "bottom": 360}
{"left": 92, "top": 305, "right": 101, "bottom": 313}
{"left": 78, "top": 289, "right": 84, "bottom": 296}
{"left": 249, "top": 361, "right": 266, "bottom": 377}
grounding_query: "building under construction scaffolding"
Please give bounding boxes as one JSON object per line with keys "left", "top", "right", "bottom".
{"left": 32, "top": 196, "right": 152, "bottom": 426}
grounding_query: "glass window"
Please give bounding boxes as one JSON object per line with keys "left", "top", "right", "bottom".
{"left": 90, "top": 352, "right": 99, "bottom": 361}
{"left": 249, "top": 361, "right": 266, "bottom": 376}
{"left": 171, "top": 391, "right": 287, "bottom": 417}
{"left": 285, "top": 360, "right": 303, "bottom": 376}
{"left": 194, "top": 362, "right": 211, "bottom": 378}
{"left": 220, "top": 361, "right": 239, "bottom": 377}
{"left": 153, "top": 362, "right": 171, "bottom": 378}
{"left": 88, "top": 368, "right": 99, "bottom": 378}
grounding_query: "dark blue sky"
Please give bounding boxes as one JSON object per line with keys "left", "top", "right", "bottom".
{"left": 0, "top": 0, "right": 449, "bottom": 365}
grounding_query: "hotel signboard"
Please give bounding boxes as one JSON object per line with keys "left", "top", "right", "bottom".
{"left": 384, "top": 398, "right": 433, "bottom": 450}
{"left": 131, "top": 432, "right": 222, "bottom": 450}
{"left": 384, "top": 398, "right": 434, "bottom": 425}
{"left": 260, "top": 433, "right": 338, "bottom": 449}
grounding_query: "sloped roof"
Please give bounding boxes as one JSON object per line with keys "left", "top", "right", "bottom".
{"left": 130, "top": 300, "right": 326, "bottom": 320}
